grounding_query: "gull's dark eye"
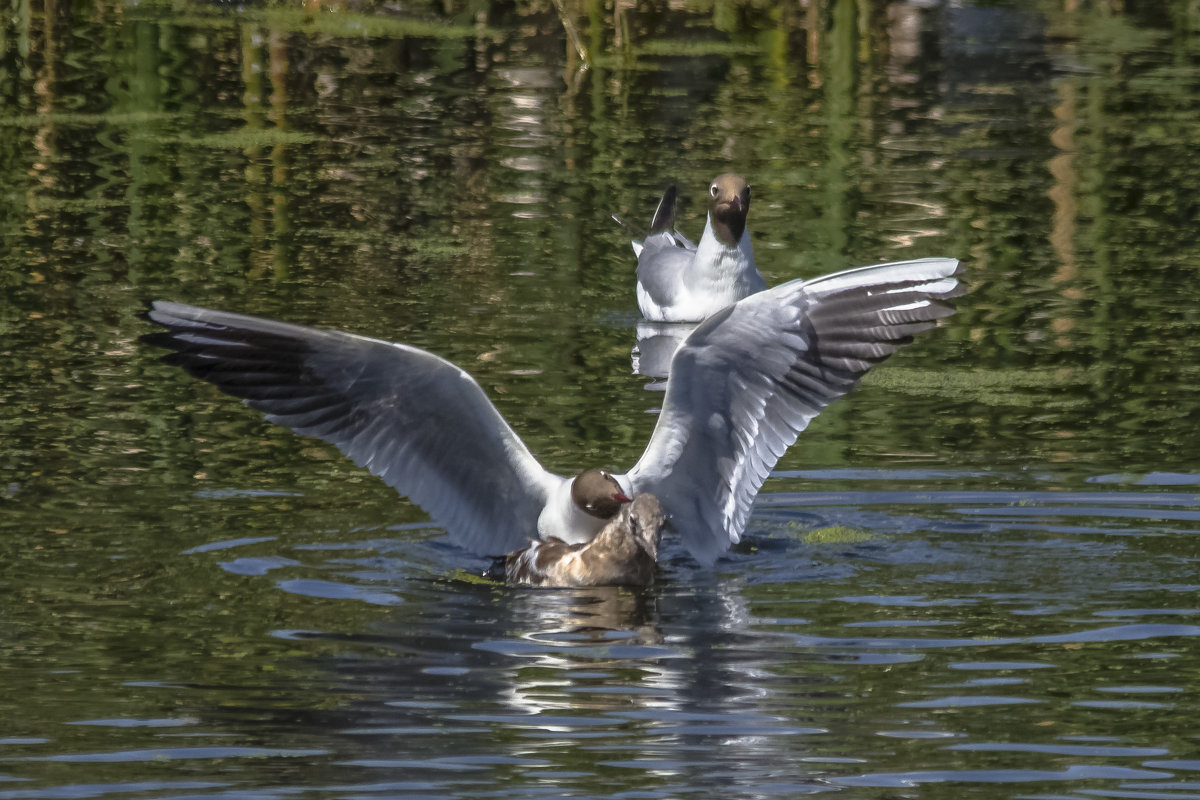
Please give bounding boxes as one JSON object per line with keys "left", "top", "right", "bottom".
{"left": 710, "top": 184, "right": 719, "bottom": 198}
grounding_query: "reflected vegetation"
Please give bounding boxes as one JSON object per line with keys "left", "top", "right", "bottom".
{"left": 4, "top": 0, "right": 1200, "bottom": 797}
{"left": 4, "top": 0, "right": 1200, "bottom": 480}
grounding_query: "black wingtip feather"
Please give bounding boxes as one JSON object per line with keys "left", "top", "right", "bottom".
{"left": 648, "top": 184, "right": 678, "bottom": 235}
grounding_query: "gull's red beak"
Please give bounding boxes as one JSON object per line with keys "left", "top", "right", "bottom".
{"left": 614, "top": 492, "right": 633, "bottom": 504}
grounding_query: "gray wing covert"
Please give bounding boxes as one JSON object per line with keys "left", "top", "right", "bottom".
{"left": 636, "top": 240, "right": 696, "bottom": 309}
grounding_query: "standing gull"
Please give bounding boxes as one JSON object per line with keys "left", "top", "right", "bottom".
{"left": 633, "top": 174, "right": 767, "bottom": 323}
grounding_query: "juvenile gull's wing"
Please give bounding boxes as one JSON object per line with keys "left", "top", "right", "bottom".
{"left": 625, "top": 257, "right": 965, "bottom": 564}
{"left": 144, "top": 302, "right": 559, "bottom": 555}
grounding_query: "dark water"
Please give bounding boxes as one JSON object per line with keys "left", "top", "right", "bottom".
{"left": 4, "top": 1, "right": 1200, "bottom": 797}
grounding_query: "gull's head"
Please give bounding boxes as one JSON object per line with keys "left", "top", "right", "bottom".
{"left": 572, "top": 469, "right": 633, "bottom": 520}
{"left": 707, "top": 173, "right": 751, "bottom": 245}
{"left": 625, "top": 493, "right": 665, "bottom": 561}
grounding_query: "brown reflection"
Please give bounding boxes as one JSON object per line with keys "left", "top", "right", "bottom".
{"left": 268, "top": 27, "right": 292, "bottom": 279}
{"left": 242, "top": 23, "right": 293, "bottom": 280}
{"left": 29, "top": 0, "right": 58, "bottom": 234}
{"left": 1048, "top": 75, "right": 1081, "bottom": 355}
{"left": 510, "top": 584, "right": 661, "bottom": 643}
{"left": 491, "top": 578, "right": 764, "bottom": 738}
{"left": 551, "top": 0, "right": 588, "bottom": 68}
{"left": 498, "top": 585, "right": 668, "bottom": 720}
{"left": 241, "top": 25, "right": 268, "bottom": 277}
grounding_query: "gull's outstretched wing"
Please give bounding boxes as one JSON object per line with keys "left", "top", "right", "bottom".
{"left": 144, "top": 302, "right": 559, "bottom": 555}
{"left": 625, "top": 258, "right": 965, "bottom": 564}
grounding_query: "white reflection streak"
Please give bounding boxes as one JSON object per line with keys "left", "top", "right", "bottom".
{"left": 494, "top": 68, "right": 555, "bottom": 219}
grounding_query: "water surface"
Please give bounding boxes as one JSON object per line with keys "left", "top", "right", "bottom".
{"left": 4, "top": 1, "right": 1200, "bottom": 798}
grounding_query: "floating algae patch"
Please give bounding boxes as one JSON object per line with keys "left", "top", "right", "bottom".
{"left": 592, "top": 39, "right": 760, "bottom": 69}
{"left": 794, "top": 526, "right": 876, "bottom": 545}
{"left": 867, "top": 366, "right": 1098, "bottom": 408}
{"left": 636, "top": 39, "right": 761, "bottom": 57}
{"left": 259, "top": 8, "right": 489, "bottom": 40}
{"left": 0, "top": 111, "right": 180, "bottom": 129}
{"left": 22, "top": 195, "right": 132, "bottom": 214}
{"left": 122, "top": 3, "right": 489, "bottom": 39}
{"left": 131, "top": 128, "right": 318, "bottom": 149}
{"left": 444, "top": 568, "right": 504, "bottom": 587}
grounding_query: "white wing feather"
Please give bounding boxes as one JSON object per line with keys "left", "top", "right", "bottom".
{"left": 625, "top": 257, "right": 964, "bottom": 564}
{"left": 145, "top": 302, "right": 559, "bottom": 556}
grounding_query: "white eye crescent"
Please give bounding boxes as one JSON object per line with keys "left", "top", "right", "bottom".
{"left": 710, "top": 184, "right": 719, "bottom": 197}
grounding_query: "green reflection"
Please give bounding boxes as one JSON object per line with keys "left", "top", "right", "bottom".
{"left": 3, "top": 0, "right": 1200, "bottom": 795}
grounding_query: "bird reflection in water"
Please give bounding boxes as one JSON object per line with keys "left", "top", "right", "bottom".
{"left": 508, "top": 584, "right": 662, "bottom": 645}
{"left": 495, "top": 584, "right": 669, "bottom": 720}
{"left": 491, "top": 577, "right": 764, "bottom": 733}
{"left": 631, "top": 320, "right": 699, "bottom": 387}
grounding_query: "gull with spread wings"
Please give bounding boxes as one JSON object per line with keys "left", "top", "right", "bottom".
{"left": 144, "top": 257, "right": 963, "bottom": 567}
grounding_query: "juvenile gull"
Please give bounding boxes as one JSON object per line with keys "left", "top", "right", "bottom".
{"left": 499, "top": 494, "right": 665, "bottom": 587}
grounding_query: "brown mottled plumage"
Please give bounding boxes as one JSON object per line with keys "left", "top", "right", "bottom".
{"left": 503, "top": 494, "right": 665, "bottom": 587}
